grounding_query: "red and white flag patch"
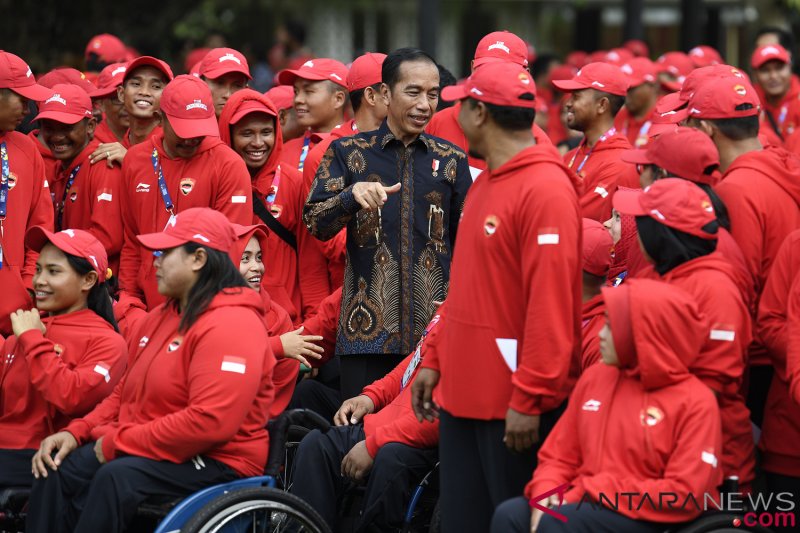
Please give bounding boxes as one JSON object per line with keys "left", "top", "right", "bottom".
{"left": 537, "top": 227, "right": 560, "bottom": 245}
{"left": 94, "top": 362, "right": 111, "bottom": 383}
{"left": 221, "top": 355, "right": 247, "bottom": 374}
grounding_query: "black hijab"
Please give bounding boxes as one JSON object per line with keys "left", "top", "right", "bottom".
{"left": 635, "top": 216, "right": 718, "bottom": 276}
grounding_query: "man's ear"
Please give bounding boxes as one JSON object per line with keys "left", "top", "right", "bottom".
{"left": 333, "top": 88, "right": 347, "bottom": 111}
{"left": 364, "top": 86, "right": 378, "bottom": 107}
{"left": 380, "top": 83, "right": 391, "bottom": 107}
{"left": 595, "top": 95, "right": 611, "bottom": 116}
{"left": 278, "top": 108, "right": 288, "bottom": 126}
{"left": 697, "top": 119, "right": 715, "bottom": 138}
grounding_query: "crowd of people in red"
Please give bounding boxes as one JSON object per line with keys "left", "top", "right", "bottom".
{"left": 0, "top": 25, "right": 799, "bottom": 532}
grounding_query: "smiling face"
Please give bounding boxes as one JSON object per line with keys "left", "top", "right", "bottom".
{"left": 40, "top": 118, "right": 94, "bottom": 164}
{"left": 383, "top": 60, "right": 440, "bottom": 144}
{"left": 293, "top": 79, "right": 343, "bottom": 130}
{"left": 205, "top": 72, "right": 249, "bottom": 117}
{"left": 100, "top": 94, "right": 129, "bottom": 132}
{"left": 0, "top": 88, "right": 28, "bottom": 133}
{"left": 755, "top": 60, "right": 792, "bottom": 100}
{"left": 239, "top": 236, "right": 264, "bottom": 291}
{"left": 161, "top": 116, "right": 204, "bottom": 159}
{"left": 33, "top": 243, "right": 95, "bottom": 315}
{"left": 120, "top": 66, "right": 168, "bottom": 120}
{"left": 232, "top": 112, "right": 276, "bottom": 172}
{"left": 564, "top": 88, "right": 597, "bottom": 131}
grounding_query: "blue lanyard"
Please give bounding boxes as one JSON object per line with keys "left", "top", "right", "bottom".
{"left": 151, "top": 149, "right": 175, "bottom": 215}
{"left": 568, "top": 127, "right": 616, "bottom": 174}
{"left": 56, "top": 165, "right": 81, "bottom": 231}
{"left": 0, "top": 142, "right": 9, "bottom": 219}
{"left": 266, "top": 166, "right": 281, "bottom": 207}
{"left": 297, "top": 130, "right": 312, "bottom": 171}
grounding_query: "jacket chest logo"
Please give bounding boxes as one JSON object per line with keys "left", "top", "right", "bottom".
{"left": 640, "top": 406, "right": 664, "bottom": 427}
{"left": 136, "top": 182, "right": 151, "bottom": 193}
{"left": 582, "top": 399, "right": 601, "bottom": 412}
{"left": 167, "top": 337, "right": 183, "bottom": 352}
{"left": 53, "top": 344, "right": 64, "bottom": 357}
{"left": 180, "top": 178, "right": 195, "bottom": 196}
{"left": 68, "top": 187, "right": 79, "bottom": 202}
{"left": 484, "top": 215, "right": 499, "bottom": 237}
{"left": 138, "top": 336, "right": 149, "bottom": 348}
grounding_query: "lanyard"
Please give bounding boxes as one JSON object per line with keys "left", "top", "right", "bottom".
{"left": 778, "top": 105, "right": 789, "bottom": 128}
{"left": 56, "top": 165, "right": 81, "bottom": 231}
{"left": 297, "top": 130, "right": 312, "bottom": 171}
{"left": 568, "top": 127, "right": 616, "bottom": 174}
{"left": 400, "top": 314, "right": 442, "bottom": 391}
{"left": 266, "top": 165, "right": 282, "bottom": 207}
{"left": 0, "top": 142, "right": 9, "bottom": 220}
{"left": 151, "top": 149, "right": 175, "bottom": 216}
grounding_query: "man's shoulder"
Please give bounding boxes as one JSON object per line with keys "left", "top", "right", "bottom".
{"left": 330, "top": 130, "right": 382, "bottom": 152}
{"left": 419, "top": 133, "right": 467, "bottom": 160}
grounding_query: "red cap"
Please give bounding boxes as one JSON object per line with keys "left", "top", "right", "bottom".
{"left": 582, "top": 218, "right": 614, "bottom": 276}
{"left": 34, "top": 83, "right": 93, "bottom": 125}
{"left": 655, "top": 64, "right": 748, "bottom": 116}
{"left": 228, "top": 97, "right": 277, "bottom": 125}
{"left": 84, "top": 34, "right": 127, "bottom": 64}
{"left": 685, "top": 76, "right": 760, "bottom": 120}
{"left": 89, "top": 63, "right": 127, "bottom": 98}
{"left": 136, "top": 207, "right": 236, "bottom": 253}
{"left": 124, "top": 56, "right": 174, "bottom": 82}
{"left": 552, "top": 62, "right": 630, "bottom": 96}
{"left": 265, "top": 85, "right": 295, "bottom": 110}
{"left": 159, "top": 75, "right": 219, "bottom": 138}
{"left": 688, "top": 45, "right": 723, "bottom": 68}
{"left": 623, "top": 39, "right": 650, "bottom": 58}
{"left": 751, "top": 44, "right": 791, "bottom": 69}
{"left": 277, "top": 58, "right": 348, "bottom": 88}
{"left": 613, "top": 178, "right": 718, "bottom": 239}
{"left": 473, "top": 31, "right": 529, "bottom": 68}
{"left": 347, "top": 52, "right": 387, "bottom": 92}
{"left": 566, "top": 51, "right": 589, "bottom": 69}
{"left": 550, "top": 64, "right": 577, "bottom": 89}
{"left": 199, "top": 48, "right": 252, "bottom": 80}
{"left": 185, "top": 48, "right": 211, "bottom": 74}
{"left": 604, "top": 48, "right": 634, "bottom": 66}
{"left": 0, "top": 51, "right": 53, "bottom": 101}
{"left": 38, "top": 68, "right": 97, "bottom": 95}
{"left": 620, "top": 58, "right": 657, "bottom": 87}
{"left": 620, "top": 127, "right": 720, "bottom": 185}
{"left": 656, "top": 51, "right": 694, "bottom": 78}
{"left": 26, "top": 227, "right": 109, "bottom": 282}
{"left": 589, "top": 50, "right": 608, "bottom": 64}
{"left": 442, "top": 62, "right": 536, "bottom": 108}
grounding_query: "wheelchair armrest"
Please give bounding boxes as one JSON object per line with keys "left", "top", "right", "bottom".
{"left": 265, "top": 408, "right": 332, "bottom": 477}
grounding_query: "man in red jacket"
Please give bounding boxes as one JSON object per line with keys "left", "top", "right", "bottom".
{"left": 290, "top": 313, "right": 441, "bottom": 532}
{"left": 614, "top": 58, "right": 658, "bottom": 147}
{"left": 579, "top": 218, "right": 613, "bottom": 373}
{"left": 411, "top": 61, "right": 581, "bottom": 533}
{"left": 117, "top": 75, "right": 253, "bottom": 312}
{"left": 88, "top": 62, "right": 128, "bottom": 144}
{"left": 554, "top": 62, "right": 640, "bottom": 222}
{"left": 198, "top": 47, "right": 251, "bottom": 118}
{"left": 751, "top": 44, "right": 800, "bottom": 144}
{"left": 0, "top": 51, "right": 54, "bottom": 336}
{"left": 685, "top": 75, "right": 800, "bottom": 428}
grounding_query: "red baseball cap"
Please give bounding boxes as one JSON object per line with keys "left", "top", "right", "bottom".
{"left": 685, "top": 76, "right": 760, "bottom": 120}
{"left": 85, "top": 34, "right": 128, "bottom": 64}
{"left": 26, "top": 227, "right": 109, "bottom": 282}
{"left": 582, "top": 218, "right": 614, "bottom": 276}
{"left": 34, "top": 84, "right": 94, "bottom": 125}
{"left": 124, "top": 56, "right": 174, "bottom": 82}
{"left": 688, "top": 45, "right": 723, "bottom": 68}
{"left": 442, "top": 62, "right": 536, "bottom": 108}
{"left": 265, "top": 85, "right": 295, "bottom": 110}
{"left": 160, "top": 75, "right": 219, "bottom": 138}
{"left": 604, "top": 48, "right": 634, "bottom": 66}
{"left": 566, "top": 51, "right": 589, "bottom": 69}
{"left": 137, "top": 207, "right": 236, "bottom": 253}
{"left": 0, "top": 51, "right": 53, "bottom": 101}
{"left": 347, "top": 52, "right": 387, "bottom": 92}
{"left": 620, "top": 127, "right": 720, "bottom": 185}
{"left": 620, "top": 58, "right": 657, "bottom": 87}
{"left": 185, "top": 48, "right": 211, "bottom": 75}
{"left": 752, "top": 44, "right": 791, "bottom": 70}
{"left": 473, "top": 31, "right": 529, "bottom": 68}
{"left": 89, "top": 62, "right": 128, "bottom": 98}
{"left": 613, "top": 178, "right": 718, "bottom": 239}
{"left": 655, "top": 64, "right": 747, "bottom": 116}
{"left": 277, "top": 58, "right": 348, "bottom": 88}
{"left": 623, "top": 39, "right": 650, "bottom": 58}
{"left": 550, "top": 64, "right": 577, "bottom": 88}
{"left": 552, "top": 62, "right": 630, "bottom": 96}
{"left": 656, "top": 52, "right": 694, "bottom": 92}
{"left": 38, "top": 68, "right": 97, "bottom": 95}
{"left": 228, "top": 91, "right": 277, "bottom": 125}
{"left": 199, "top": 48, "right": 252, "bottom": 80}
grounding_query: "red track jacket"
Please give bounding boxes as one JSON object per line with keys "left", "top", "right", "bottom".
{"left": 580, "top": 294, "right": 606, "bottom": 373}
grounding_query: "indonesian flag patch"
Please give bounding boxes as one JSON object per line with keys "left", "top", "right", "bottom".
{"left": 537, "top": 227, "right": 560, "bottom": 245}
{"left": 94, "top": 362, "right": 111, "bottom": 383}
{"left": 221, "top": 355, "right": 247, "bottom": 374}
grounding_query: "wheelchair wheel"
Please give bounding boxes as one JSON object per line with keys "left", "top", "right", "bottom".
{"left": 181, "top": 486, "right": 331, "bottom": 533}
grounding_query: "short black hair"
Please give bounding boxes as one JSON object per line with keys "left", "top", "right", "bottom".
{"left": 350, "top": 82, "right": 382, "bottom": 113}
{"left": 465, "top": 96, "right": 536, "bottom": 131}
{"left": 382, "top": 47, "right": 437, "bottom": 90}
{"left": 756, "top": 26, "right": 795, "bottom": 53}
{"left": 708, "top": 105, "right": 760, "bottom": 140}
{"left": 437, "top": 63, "right": 458, "bottom": 111}
{"left": 595, "top": 91, "right": 626, "bottom": 116}
{"left": 531, "top": 53, "right": 559, "bottom": 81}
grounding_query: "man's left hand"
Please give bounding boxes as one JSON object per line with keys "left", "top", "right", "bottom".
{"left": 504, "top": 408, "right": 540, "bottom": 453}
{"left": 341, "top": 440, "right": 374, "bottom": 482}
{"left": 94, "top": 437, "right": 107, "bottom": 464}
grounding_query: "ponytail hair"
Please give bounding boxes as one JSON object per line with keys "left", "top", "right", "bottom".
{"left": 64, "top": 254, "right": 119, "bottom": 332}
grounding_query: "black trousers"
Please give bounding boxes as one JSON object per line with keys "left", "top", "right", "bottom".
{"left": 438, "top": 408, "right": 562, "bottom": 533}
{"left": 490, "top": 499, "right": 666, "bottom": 533}
{"left": 765, "top": 472, "right": 800, "bottom": 532}
{"left": 0, "top": 449, "right": 36, "bottom": 488}
{"left": 288, "top": 379, "right": 342, "bottom": 422}
{"left": 289, "top": 425, "right": 437, "bottom": 532}
{"left": 26, "top": 443, "right": 237, "bottom": 533}
{"left": 340, "top": 353, "right": 406, "bottom": 401}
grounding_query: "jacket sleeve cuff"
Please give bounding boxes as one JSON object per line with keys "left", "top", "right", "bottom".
{"left": 269, "top": 335, "right": 285, "bottom": 359}
{"left": 364, "top": 436, "right": 379, "bottom": 458}
{"left": 65, "top": 420, "right": 93, "bottom": 445}
{"left": 102, "top": 428, "right": 119, "bottom": 461}
{"left": 361, "top": 390, "right": 383, "bottom": 411}
{"left": 17, "top": 328, "right": 46, "bottom": 353}
{"left": 510, "top": 387, "right": 544, "bottom": 416}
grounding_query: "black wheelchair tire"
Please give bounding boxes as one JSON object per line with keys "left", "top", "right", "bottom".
{"left": 180, "top": 486, "right": 332, "bottom": 533}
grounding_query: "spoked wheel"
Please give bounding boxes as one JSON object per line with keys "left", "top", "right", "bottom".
{"left": 181, "top": 487, "right": 331, "bottom": 533}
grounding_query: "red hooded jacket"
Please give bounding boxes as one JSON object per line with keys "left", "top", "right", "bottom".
{"left": 580, "top": 294, "right": 606, "bottom": 373}
{"left": 121, "top": 125, "right": 162, "bottom": 149}
{"left": 0, "top": 309, "right": 127, "bottom": 449}
{"left": 564, "top": 132, "right": 641, "bottom": 222}
{"left": 422, "top": 144, "right": 582, "bottom": 419}
{"left": 755, "top": 76, "right": 800, "bottom": 143}
{"left": 757, "top": 229, "right": 800, "bottom": 476}
{"left": 219, "top": 90, "right": 306, "bottom": 323}
{"left": 526, "top": 279, "right": 722, "bottom": 523}
{"left": 661, "top": 253, "right": 755, "bottom": 488}
{"left": 118, "top": 134, "right": 253, "bottom": 310}
{"left": 279, "top": 131, "right": 328, "bottom": 171}
{"left": 93, "top": 121, "right": 123, "bottom": 144}
{"left": 65, "top": 289, "right": 275, "bottom": 478}
{"left": 27, "top": 130, "right": 59, "bottom": 184}
{"left": 613, "top": 106, "right": 657, "bottom": 147}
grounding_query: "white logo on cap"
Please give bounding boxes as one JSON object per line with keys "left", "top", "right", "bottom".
{"left": 89, "top": 255, "right": 99, "bottom": 268}
{"left": 650, "top": 209, "right": 666, "bottom": 221}
{"left": 111, "top": 66, "right": 127, "bottom": 77}
{"left": 689, "top": 107, "right": 702, "bottom": 115}
{"left": 219, "top": 53, "right": 242, "bottom": 65}
{"left": 762, "top": 46, "right": 781, "bottom": 56}
{"left": 62, "top": 229, "right": 76, "bottom": 237}
{"left": 26, "top": 67, "right": 32, "bottom": 78}
{"left": 591, "top": 81, "right": 606, "bottom": 88}
{"left": 660, "top": 110, "right": 677, "bottom": 117}
{"left": 487, "top": 41, "right": 510, "bottom": 54}
{"left": 185, "top": 99, "right": 208, "bottom": 112}
{"left": 302, "top": 60, "right": 314, "bottom": 68}
{"left": 330, "top": 73, "right": 343, "bottom": 81}
{"left": 621, "top": 64, "right": 633, "bottom": 75}
{"left": 469, "top": 87, "right": 484, "bottom": 96}
{"left": 192, "top": 233, "right": 210, "bottom": 243}
{"left": 45, "top": 94, "right": 67, "bottom": 106}
{"left": 690, "top": 47, "right": 704, "bottom": 57}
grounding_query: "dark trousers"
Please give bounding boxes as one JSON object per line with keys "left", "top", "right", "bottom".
{"left": 340, "top": 353, "right": 406, "bottom": 401}
{"left": 746, "top": 365, "right": 773, "bottom": 428}
{"left": 438, "top": 408, "right": 562, "bottom": 533}
{"left": 765, "top": 472, "right": 800, "bottom": 532}
{"left": 26, "top": 443, "right": 237, "bottom": 533}
{"left": 0, "top": 449, "right": 36, "bottom": 488}
{"left": 290, "top": 425, "right": 437, "bottom": 532}
{"left": 490, "top": 499, "right": 666, "bottom": 533}
{"left": 288, "top": 379, "right": 342, "bottom": 422}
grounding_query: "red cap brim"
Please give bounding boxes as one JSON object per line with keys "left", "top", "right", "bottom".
{"left": 163, "top": 114, "right": 220, "bottom": 139}
{"left": 12, "top": 83, "right": 54, "bottom": 102}
{"left": 619, "top": 148, "right": 653, "bottom": 165}
{"left": 88, "top": 86, "right": 120, "bottom": 99}
{"left": 441, "top": 84, "right": 469, "bottom": 102}
{"left": 34, "top": 110, "right": 87, "bottom": 125}
{"left": 612, "top": 188, "right": 648, "bottom": 216}
{"left": 201, "top": 64, "right": 252, "bottom": 81}
{"left": 229, "top": 101, "right": 277, "bottom": 125}
{"left": 552, "top": 79, "right": 590, "bottom": 92}
{"left": 276, "top": 68, "right": 330, "bottom": 86}
{"left": 136, "top": 232, "right": 191, "bottom": 251}
{"left": 25, "top": 226, "right": 82, "bottom": 257}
